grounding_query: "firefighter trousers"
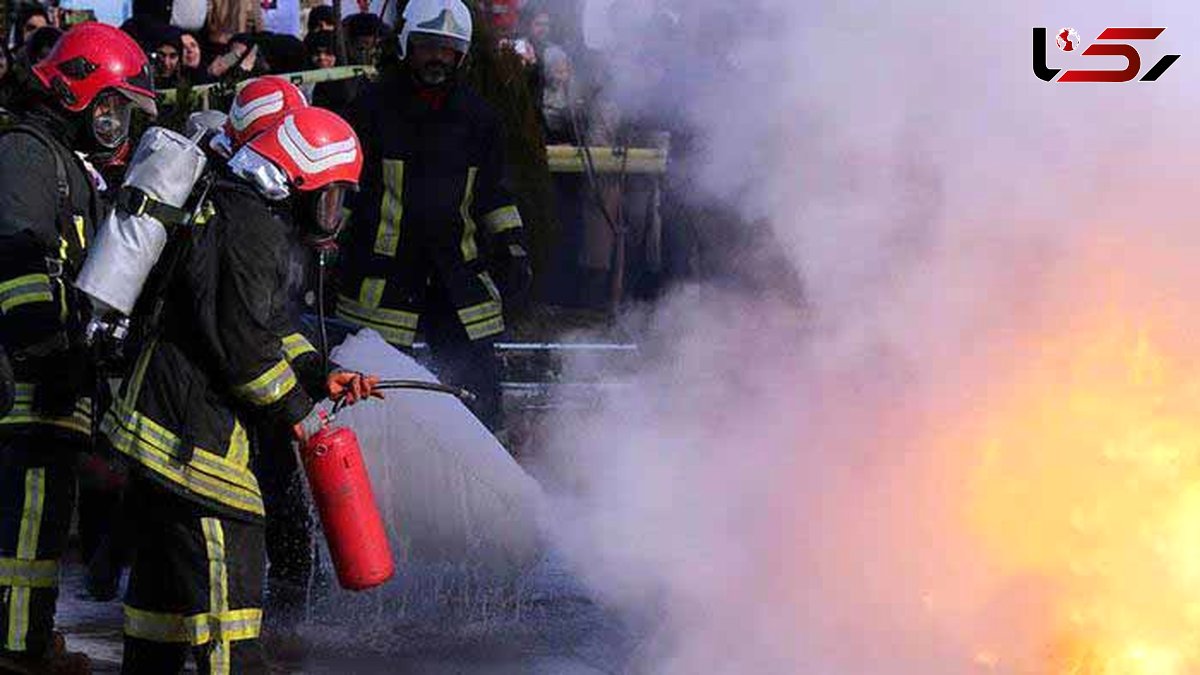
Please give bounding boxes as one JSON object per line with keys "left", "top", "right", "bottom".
{"left": 420, "top": 296, "right": 503, "bottom": 433}
{"left": 253, "top": 424, "right": 318, "bottom": 618}
{"left": 121, "top": 478, "right": 267, "bottom": 674}
{"left": 0, "top": 433, "right": 78, "bottom": 659}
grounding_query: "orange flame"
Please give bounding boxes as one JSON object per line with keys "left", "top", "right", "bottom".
{"left": 965, "top": 311, "right": 1200, "bottom": 674}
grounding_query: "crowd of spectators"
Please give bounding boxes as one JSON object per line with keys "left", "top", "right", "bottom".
{"left": 0, "top": 0, "right": 667, "bottom": 309}
{"left": 0, "top": 0, "right": 610, "bottom": 151}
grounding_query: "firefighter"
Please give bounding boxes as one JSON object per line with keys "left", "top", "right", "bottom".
{"left": 101, "top": 107, "right": 376, "bottom": 673}
{"left": 0, "top": 23, "right": 155, "bottom": 674}
{"left": 337, "top": 0, "right": 532, "bottom": 434}
{"left": 219, "top": 77, "right": 330, "bottom": 625}
{"left": 80, "top": 76, "right": 317, "bottom": 616}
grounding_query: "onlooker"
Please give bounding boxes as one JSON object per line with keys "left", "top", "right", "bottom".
{"left": 208, "top": 31, "right": 265, "bottom": 79}
{"left": 152, "top": 26, "right": 184, "bottom": 87}
{"left": 304, "top": 29, "right": 337, "bottom": 70}
{"left": 205, "top": 0, "right": 263, "bottom": 51}
{"left": 524, "top": 5, "right": 558, "bottom": 60}
{"left": 342, "top": 12, "right": 384, "bottom": 65}
{"left": 23, "top": 26, "right": 61, "bottom": 65}
{"left": 307, "top": 4, "right": 337, "bottom": 34}
{"left": 261, "top": 31, "right": 307, "bottom": 73}
{"left": 304, "top": 29, "right": 359, "bottom": 115}
{"left": 540, "top": 44, "right": 576, "bottom": 142}
{"left": 180, "top": 30, "right": 211, "bottom": 82}
{"left": 10, "top": 5, "right": 50, "bottom": 52}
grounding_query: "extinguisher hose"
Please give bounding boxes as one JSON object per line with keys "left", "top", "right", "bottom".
{"left": 375, "top": 380, "right": 476, "bottom": 400}
{"left": 330, "top": 379, "right": 476, "bottom": 417}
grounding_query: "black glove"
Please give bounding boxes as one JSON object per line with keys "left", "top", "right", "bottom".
{"left": 31, "top": 348, "right": 90, "bottom": 418}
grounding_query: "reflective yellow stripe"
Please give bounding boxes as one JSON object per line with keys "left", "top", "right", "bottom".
{"left": 0, "top": 383, "right": 92, "bottom": 435}
{"left": 232, "top": 359, "right": 298, "bottom": 407}
{"left": 481, "top": 205, "right": 523, "bottom": 234}
{"left": 335, "top": 294, "right": 419, "bottom": 347}
{"left": 281, "top": 333, "right": 317, "bottom": 362}
{"left": 125, "top": 340, "right": 157, "bottom": 405}
{"left": 464, "top": 315, "right": 505, "bottom": 341}
{"left": 227, "top": 420, "right": 250, "bottom": 467}
{"left": 478, "top": 271, "right": 501, "bottom": 301}
{"left": 102, "top": 404, "right": 264, "bottom": 517}
{"left": 203, "top": 518, "right": 232, "bottom": 674}
{"left": 17, "top": 470, "right": 45, "bottom": 559}
{"left": 457, "top": 300, "right": 502, "bottom": 325}
{"left": 124, "top": 606, "right": 262, "bottom": 646}
{"left": 73, "top": 215, "right": 87, "bottom": 251}
{"left": 194, "top": 200, "right": 216, "bottom": 226}
{"left": 459, "top": 167, "right": 478, "bottom": 262}
{"left": 6, "top": 468, "right": 46, "bottom": 650}
{"left": 359, "top": 278, "right": 386, "bottom": 309}
{"left": 0, "top": 274, "right": 53, "bottom": 313}
{"left": 0, "top": 557, "right": 57, "bottom": 588}
{"left": 373, "top": 159, "right": 404, "bottom": 257}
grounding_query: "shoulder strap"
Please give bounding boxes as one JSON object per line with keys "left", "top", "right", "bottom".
{"left": 3, "top": 124, "right": 70, "bottom": 207}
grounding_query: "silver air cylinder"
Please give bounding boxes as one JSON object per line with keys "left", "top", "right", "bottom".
{"left": 76, "top": 127, "right": 208, "bottom": 316}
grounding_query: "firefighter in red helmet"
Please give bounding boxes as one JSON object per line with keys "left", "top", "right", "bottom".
{"left": 102, "top": 106, "right": 379, "bottom": 673}
{"left": 0, "top": 22, "right": 155, "bottom": 674}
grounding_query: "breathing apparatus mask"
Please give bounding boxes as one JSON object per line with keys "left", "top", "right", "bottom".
{"left": 294, "top": 182, "right": 353, "bottom": 245}
{"left": 89, "top": 90, "right": 135, "bottom": 151}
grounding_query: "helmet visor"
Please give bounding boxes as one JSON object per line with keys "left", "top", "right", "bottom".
{"left": 314, "top": 183, "right": 352, "bottom": 235}
{"left": 408, "top": 32, "right": 470, "bottom": 55}
{"left": 92, "top": 90, "right": 134, "bottom": 149}
{"left": 118, "top": 64, "right": 159, "bottom": 117}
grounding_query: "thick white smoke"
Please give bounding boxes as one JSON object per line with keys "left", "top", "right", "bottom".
{"left": 535, "top": 0, "right": 1200, "bottom": 673}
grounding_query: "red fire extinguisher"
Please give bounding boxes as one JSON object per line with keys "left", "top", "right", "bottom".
{"left": 299, "top": 422, "right": 395, "bottom": 591}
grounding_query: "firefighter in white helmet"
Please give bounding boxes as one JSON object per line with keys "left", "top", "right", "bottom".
{"left": 337, "top": 0, "right": 532, "bottom": 435}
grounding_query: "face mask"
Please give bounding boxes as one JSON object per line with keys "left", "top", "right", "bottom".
{"left": 91, "top": 91, "right": 134, "bottom": 150}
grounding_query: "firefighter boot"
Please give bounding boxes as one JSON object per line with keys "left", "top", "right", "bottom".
{"left": 0, "top": 633, "right": 91, "bottom": 674}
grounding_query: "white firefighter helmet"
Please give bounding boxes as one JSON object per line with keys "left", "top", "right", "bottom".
{"left": 398, "top": 0, "right": 473, "bottom": 60}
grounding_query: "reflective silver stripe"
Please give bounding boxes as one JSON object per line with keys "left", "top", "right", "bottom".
{"left": 6, "top": 469, "right": 46, "bottom": 650}
{"left": 280, "top": 333, "right": 317, "bottom": 362}
{"left": 373, "top": 159, "right": 404, "bottom": 257}
{"left": 0, "top": 557, "right": 58, "bottom": 588}
{"left": 124, "top": 606, "right": 262, "bottom": 646}
{"left": 232, "top": 359, "right": 298, "bottom": 407}
{"left": 459, "top": 167, "right": 479, "bottom": 262}
{"left": 481, "top": 205, "right": 523, "bottom": 234}
{"left": 0, "top": 274, "right": 53, "bottom": 313}
{"left": 102, "top": 406, "right": 264, "bottom": 516}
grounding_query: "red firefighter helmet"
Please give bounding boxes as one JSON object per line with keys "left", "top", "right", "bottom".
{"left": 247, "top": 107, "right": 362, "bottom": 192}
{"left": 32, "top": 22, "right": 156, "bottom": 116}
{"left": 224, "top": 76, "right": 309, "bottom": 149}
